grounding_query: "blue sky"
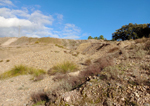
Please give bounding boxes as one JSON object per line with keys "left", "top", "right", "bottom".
{"left": 0, "top": 0, "right": 149, "bottom": 40}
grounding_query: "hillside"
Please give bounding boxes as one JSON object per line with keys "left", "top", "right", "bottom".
{"left": 0, "top": 37, "right": 150, "bottom": 106}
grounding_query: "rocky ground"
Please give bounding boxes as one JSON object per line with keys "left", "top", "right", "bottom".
{"left": 0, "top": 37, "right": 150, "bottom": 106}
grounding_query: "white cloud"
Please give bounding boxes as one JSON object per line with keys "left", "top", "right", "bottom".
{"left": 0, "top": 0, "right": 14, "bottom": 6}
{"left": 62, "top": 24, "right": 81, "bottom": 37}
{"left": 0, "top": 16, "right": 32, "bottom": 27}
{"left": 0, "top": 0, "right": 85, "bottom": 39}
{"left": 29, "top": 10, "right": 53, "bottom": 25}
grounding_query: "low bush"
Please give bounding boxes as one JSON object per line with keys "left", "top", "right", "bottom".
{"left": 48, "top": 61, "right": 78, "bottom": 75}
{"left": 84, "top": 59, "right": 92, "bottom": 66}
{"left": 52, "top": 74, "right": 68, "bottom": 81}
{"left": 0, "top": 65, "right": 46, "bottom": 79}
{"left": 134, "top": 49, "right": 146, "bottom": 59}
{"left": 79, "top": 56, "right": 114, "bottom": 80}
{"left": 35, "top": 41, "right": 39, "bottom": 44}
{"left": 31, "top": 92, "right": 49, "bottom": 104}
{"left": 6, "top": 60, "right": 10, "bottom": 62}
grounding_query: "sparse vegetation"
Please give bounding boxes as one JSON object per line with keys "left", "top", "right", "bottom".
{"left": 38, "top": 37, "right": 61, "bottom": 44}
{"left": 55, "top": 44, "right": 64, "bottom": 48}
{"left": 6, "top": 59, "right": 10, "bottom": 62}
{"left": 54, "top": 51, "right": 59, "bottom": 53}
{"left": 35, "top": 41, "right": 39, "bottom": 44}
{"left": 84, "top": 59, "right": 92, "bottom": 66}
{"left": 31, "top": 92, "right": 49, "bottom": 104}
{"left": 48, "top": 61, "right": 78, "bottom": 75}
{"left": 145, "top": 39, "right": 150, "bottom": 54}
{"left": 135, "top": 37, "right": 147, "bottom": 43}
{"left": 0, "top": 65, "right": 46, "bottom": 80}
{"left": 108, "top": 47, "right": 119, "bottom": 53}
{"left": 0, "top": 60, "right": 3, "bottom": 62}
{"left": 1, "top": 36, "right": 150, "bottom": 106}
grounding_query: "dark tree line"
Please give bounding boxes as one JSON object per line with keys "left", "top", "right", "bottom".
{"left": 112, "top": 23, "right": 150, "bottom": 41}
{"left": 88, "top": 35, "right": 105, "bottom": 40}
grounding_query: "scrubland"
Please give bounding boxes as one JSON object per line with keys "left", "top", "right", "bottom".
{"left": 0, "top": 37, "right": 150, "bottom": 106}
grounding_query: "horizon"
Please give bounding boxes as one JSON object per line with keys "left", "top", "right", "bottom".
{"left": 0, "top": 0, "right": 149, "bottom": 40}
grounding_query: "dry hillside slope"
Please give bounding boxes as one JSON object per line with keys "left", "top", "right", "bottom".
{"left": 0, "top": 37, "right": 150, "bottom": 106}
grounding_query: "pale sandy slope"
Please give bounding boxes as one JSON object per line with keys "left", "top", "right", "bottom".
{"left": 0, "top": 38, "right": 122, "bottom": 106}
{"left": 0, "top": 43, "right": 88, "bottom": 106}
{"left": 1, "top": 38, "right": 18, "bottom": 46}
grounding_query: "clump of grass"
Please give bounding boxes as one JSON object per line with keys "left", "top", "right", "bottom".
{"left": 134, "top": 49, "right": 146, "bottom": 59}
{"left": 32, "top": 101, "right": 46, "bottom": 106}
{"left": 6, "top": 60, "right": 10, "bottom": 62}
{"left": 35, "top": 41, "right": 39, "bottom": 44}
{"left": 55, "top": 44, "right": 64, "bottom": 48}
{"left": 0, "top": 65, "right": 46, "bottom": 80}
{"left": 48, "top": 61, "right": 78, "bottom": 75}
{"left": 54, "top": 51, "right": 59, "bottom": 53}
{"left": 38, "top": 37, "right": 61, "bottom": 44}
{"left": 0, "top": 60, "right": 3, "bottom": 62}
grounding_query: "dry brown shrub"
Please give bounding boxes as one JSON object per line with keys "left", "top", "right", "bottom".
{"left": 31, "top": 92, "right": 49, "bottom": 103}
{"left": 84, "top": 59, "right": 92, "bottom": 66}
{"left": 79, "top": 64, "right": 100, "bottom": 78}
{"left": 95, "top": 56, "right": 114, "bottom": 69}
{"left": 108, "top": 47, "right": 119, "bottom": 53}
{"left": 67, "top": 76, "right": 83, "bottom": 89}
{"left": 80, "top": 56, "right": 114, "bottom": 79}
{"left": 52, "top": 74, "right": 68, "bottom": 81}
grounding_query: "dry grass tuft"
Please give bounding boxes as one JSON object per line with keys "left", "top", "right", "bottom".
{"left": 135, "top": 37, "right": 147, "bottom": 44}
{"left": 55, "top": 44, "right": 64, "bottom": 48}
{"left": 48, "top": 61, "right": 78, "bottom": 75}
{"left": 38, "top": 37, "right": 61, "bottom": 44}
{"left": 0, "top": 65, "right": 46, "bottom": 80}
{"left": 6, "top": 60, "right": 10, "bottom": 62}
{"left": 108, "top": 47, "right": 119, "bottom": 53}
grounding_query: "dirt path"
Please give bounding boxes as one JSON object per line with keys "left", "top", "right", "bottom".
{"left": 1, "top": 38, "right": 18, "bottom": 46}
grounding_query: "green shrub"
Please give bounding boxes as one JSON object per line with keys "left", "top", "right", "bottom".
{"left": 6, "top": 60, "right": 10, "bottom": 62}
{"left": 0, "top": 65, "right": 46, "bottom": 79}
{"left": 48, "top": 61, "right": 78, "bottom": 75}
